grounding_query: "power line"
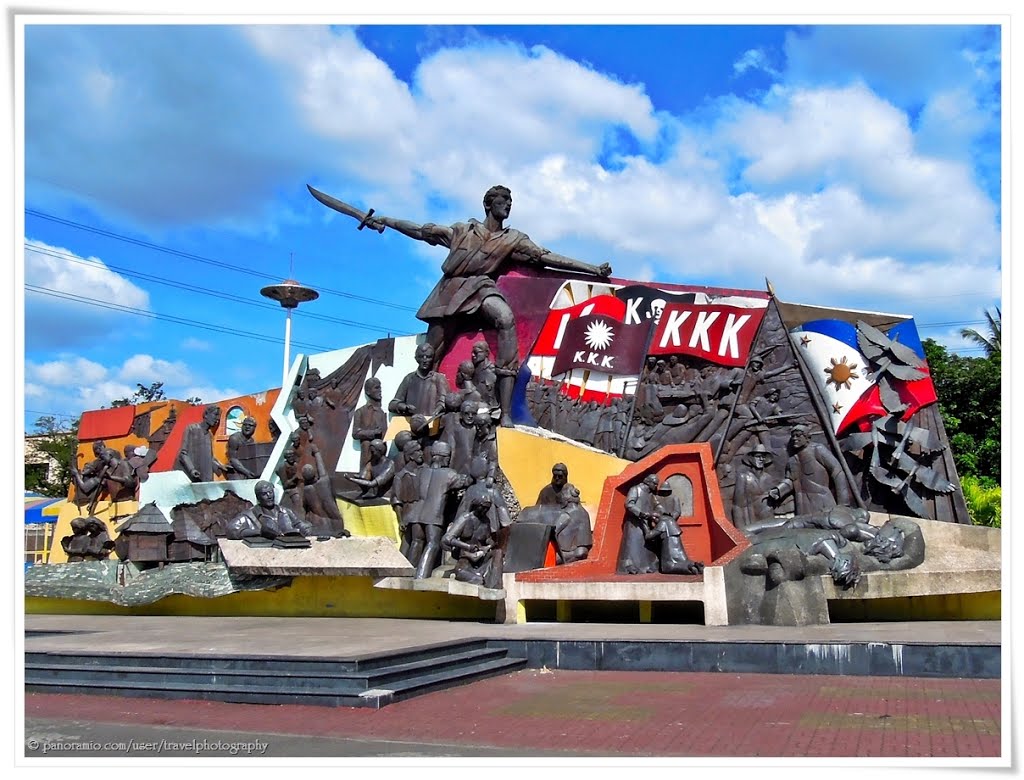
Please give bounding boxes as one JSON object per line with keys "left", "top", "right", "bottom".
{"left": 916, "top": 319, "right": 988, "bottom": 329}
{"left": 26, "top": 242, "right": 412, "bottom": 337}
{"left": 26, "top": 284, "right": 335, "bottom": 352}
{"left": 25, "top": 208, "right": 418, "bottom": 313}
{"left": 25, "top": 409, "right": 80, "bottom": 420}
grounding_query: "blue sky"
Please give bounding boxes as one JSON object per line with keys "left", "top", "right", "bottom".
{"left": 19, "top": 20, "right": 1003, "bottom": 432}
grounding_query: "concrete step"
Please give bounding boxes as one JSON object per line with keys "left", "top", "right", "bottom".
{"left": 25, "top": 655, "right": 527, "bottom": 708}
{"left": 25, "top": 646, "right": 514, "bottom": 693}
{"left": 24, "top": 643, "right": 527, "bottom": 708}
{"left": 25, "top": 639, "right": 493, "bottom": 674}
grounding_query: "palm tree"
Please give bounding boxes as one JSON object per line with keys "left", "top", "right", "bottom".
{"left": 961, "top": 307, "right": 1001, "bottom": 358}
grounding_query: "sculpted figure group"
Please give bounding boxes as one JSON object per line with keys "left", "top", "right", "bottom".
{"left": 385, "top": 356, "right": 512, "bottom": 580}
{"left": 618, "top": 474, "right": 704, "bottom": 576}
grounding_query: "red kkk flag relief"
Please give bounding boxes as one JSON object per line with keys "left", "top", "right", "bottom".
{"left": 550, "top": 313, "right": 652, "bottom": 377}
{"left": 648, "top": 303, "right": 766, "bottom": 366}
{"left": 531, "top": 295, "right": 626, "bottom": 357}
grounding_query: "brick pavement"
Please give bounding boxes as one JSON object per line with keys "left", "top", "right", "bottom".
{"left": 24, "top": 668, "right": 1002, "bottom": 758}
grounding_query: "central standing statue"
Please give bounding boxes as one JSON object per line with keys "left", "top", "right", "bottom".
{"left": 309, "top": 184, "right": 614, "bottom": 426}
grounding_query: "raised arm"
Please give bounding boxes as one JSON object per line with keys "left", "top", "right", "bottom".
{"left": 369, "top": 217, "right": 453, "bottom": 247}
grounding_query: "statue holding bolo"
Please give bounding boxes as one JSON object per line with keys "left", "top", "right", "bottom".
{"left": 310, "top": 184, "right": 614, "bottom": 427}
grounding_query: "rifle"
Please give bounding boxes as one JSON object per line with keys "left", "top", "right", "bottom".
{"left": 734, "top": 411, "right": 803, "bottom": 430}
{"left": 85, "top": 456, "right": 114, "bottom": 517}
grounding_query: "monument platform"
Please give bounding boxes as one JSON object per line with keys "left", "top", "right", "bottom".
{"left": 25, "top": 614, "right": 1000, "bottom": 711}
{"left": 218, "top": 537, "right": 414, "bottom": 577}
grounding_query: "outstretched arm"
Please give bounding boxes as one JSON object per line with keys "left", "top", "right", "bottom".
{"left": 510, "top": 236, "right": 612, "bottom": 278}
{"left": 367, "top": 217, "right": 454, "bottom": 247}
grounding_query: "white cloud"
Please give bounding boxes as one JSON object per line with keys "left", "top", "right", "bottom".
{"left": 27, "top": 355, "right": 107, "bottom": 386}
{"left": 26, "top": 240, "right": 149, "bottom": 309}
{"left": 733, "top": 48, "right": 778, "bottom": 78}
{"left": 180, "top": 385, "right": 244, "bottom": 405}
{"left": 118, "top": 354, "right": 193, "bottom": 386}
{"left": 25, "top": 239, "right": 151, "bottom": 350}
{"left": 24, "top": 353, "right": 239, "bottom": 421}
{"left": 718, "top": 84, "right": 915, "bottom": 190}
{"left": 782, "top": 26, "right": 997, "bottom": 108}
{"left": 916, "top": 87, "right": 989, "bottom": 159}
{"left": 181, "top": 337, "right": 213, "bottom": 351}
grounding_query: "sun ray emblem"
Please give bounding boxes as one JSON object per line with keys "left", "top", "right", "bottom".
{"left": 824, "top": 356, "right": 859, "bottom": 390}
{"left": 584, "top": 320, "right": 614, "bottom": 350}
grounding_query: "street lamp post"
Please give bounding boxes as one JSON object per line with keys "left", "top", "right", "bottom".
{"left": 260, "top": 279, "right": 319, "bottom": 387}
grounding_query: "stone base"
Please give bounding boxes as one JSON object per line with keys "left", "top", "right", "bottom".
{"left": 498, "top": 567, "right": 729, "bottom": 625}
{"left": 219, "top": 536, "right": 414, "bottom": 577}
{"left": 374, "top": 575, "right": 505, "bottom": 601}
{"left": 23, "top": 560, "right": 291, "bottom": 606}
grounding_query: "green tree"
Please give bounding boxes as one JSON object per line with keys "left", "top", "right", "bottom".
{"left": 960, "top": 307, "right": 1001, "bottom": 359}
{"left": 26, "top": 415, "right": 80, "bottom": 498}
{"left": 923, "top": 338, "right": 1001, "bottom": 484}
{"left": 109, "top": 381, "right": 167, "bottom": 408}
{"left": 960, "top": 475, "right": 1001, "bottom": 528}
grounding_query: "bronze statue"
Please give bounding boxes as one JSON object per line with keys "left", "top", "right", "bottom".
{"left": 349, "top": 439, "right": 396, "bottom": 499}
{"left": 352, "top": 377, "right": 388, "bottom": 469}
{"left": 455, "top": 359, "right": 482, "bottom": 406}
{"left": 744, "top": 505, "right": 908, "bottom": 565}
{"left": 769, "top": 424, "right": 851, "bottom": 514}
{"left": 536, "top": 463, "right": 577, "bottom": 508}
{"left": 294, "top": 414, "right": 316, "bottom": 458}
{"left": 69, "top": 440, "right": 109, "bottom": 505}
{"left": 123, "top": 444, "right": 149, "bottom": 489}
{"left": 71, "top": 444, "right": 136, "bottom": 511}
{"left": 275, "top": 441, "right": 304, "bottom": 516}
{"left": 391, "top": 440, "right": 425, "bottom": 558}
{"left": 390, "top": 429, "right": 414, "bottom": 475}
{"left": 617, "top": 473, "right": 661, "bottom": 575}
{"left": 471, "top": 415, "right": 499, "bottom": 484}
{"left": 224, "top": 480, "right": 314, "bottom": 541}
{"left": 455, "top": 455, "right": 513, "bottom": 545}
{"left": 593, "top": 402, "right": 617, "bottom": 453}
{"left": 61, "top": 516, "right": 114, "bottom": 561}
{"left": 725, "top": 387, "right": 785, "bottom": 457}
{"left": 300, "top": 444, "right": 350, "bottom": 538}
{"left": 442, "top": 492, "right": 504, "bottom": 589}
{"left": 389, "top": 343, "right": 450, "bottom": 418}
{"left": 645, "top": 480, "right": 705, "bottom": 575}
{"left": 408, "top": 413, "right": 436, "bottom": 462}
{"left": 177, "top": 405, "right": 227, "bottom": 483}
{"left": 310, "top": 183, "right": 612, "bottom": 427}
{"left": 404, "top": 441, "right": 472, "bottom": 579}
{"left": 553, "top": 486, "right": 592, "bottom": 564}
{"left": 226, "top": 416, "right": 259, "bottom": 480}
{"left": 731, "top": 444, "right": 778, "bottom": 531}
{"left": 441, "top": 400, "right": 480, "bottom": 475}
{"left": 470, "top": 340, "right": 499, "bottom": 412}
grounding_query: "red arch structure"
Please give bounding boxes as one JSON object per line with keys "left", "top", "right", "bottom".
{"left": 517, "top": 443, "right": 750, "bottom": 583}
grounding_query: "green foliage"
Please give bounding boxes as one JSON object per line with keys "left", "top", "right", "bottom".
{"left": 960, "top": 475, "right": 1001, "bottom": 528}
{"left": 109, "top": 381, "right": 166, "bottom": 408}
{"left": 922, "top": 339, "right": 1000, "bottom": 485}
{"left": 27, "top": 415, "right": 80, "bottom": 498}
{"left": 959, "top": 307, "right": 1001, "bottom": 359}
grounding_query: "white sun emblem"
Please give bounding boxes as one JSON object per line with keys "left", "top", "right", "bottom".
{"left": 584, "top": 320, "right": 615, "bottom": 350}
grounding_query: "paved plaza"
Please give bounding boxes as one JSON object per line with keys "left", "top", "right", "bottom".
{"left": 21, "top": 614, "right": 1003, "bottom": 760}
{"left": 25, "top": 669, "right": 1000, "bottom": 758}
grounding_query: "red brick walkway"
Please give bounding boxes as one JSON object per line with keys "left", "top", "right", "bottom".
{"left": 26, "top": 669, "right": 1001, "bottom": 757}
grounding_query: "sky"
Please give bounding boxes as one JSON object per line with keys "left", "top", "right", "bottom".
{"left": 18, "top": 18, "right": 1005, "bottom": 433}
